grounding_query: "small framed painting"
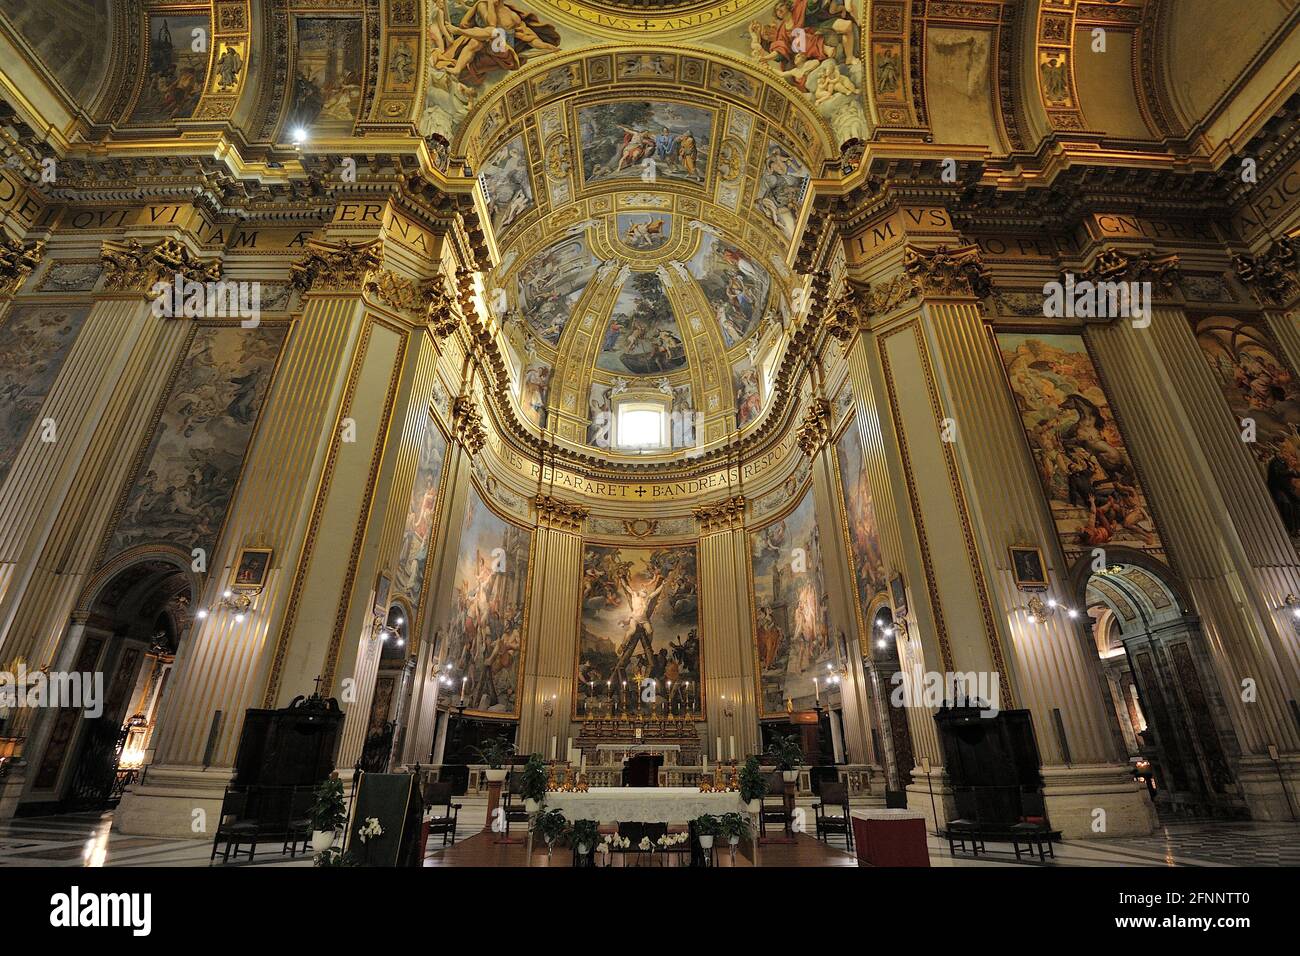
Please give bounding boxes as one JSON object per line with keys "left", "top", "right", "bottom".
{"left": 374, "top": 572, "right": 393, "bottom": 615}
{"left": 1009, "top": 545, "right": 1049, "bottom": 590}
{"left": 232, "top": 548, "right": 272, "bottom": 590}
{"left": 889, "top": 573, "right": 908, "bottom": 619}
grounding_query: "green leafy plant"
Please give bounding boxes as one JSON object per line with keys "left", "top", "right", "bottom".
{"left": 520, "top": 753, "right": 548, "bottom": 803}
{"left": 469, "top": 734, "right": 516, "bottom": 769}
{"left": 739, "top": 755, "right": 766, "bottom": 802}
{"left": 531, "top": 808, "right": 568, "bottom": 845}
{"left": 570, "top": 818, "right": 599, "bottom": 849}
{"left": 766, "top": 732, "right": 804, "bottom": 771}
{"left": 314, "top": 846, "right": 358, "bottom": 867}
{"left": 308, "top": 776, "right": 347, "bottom": 833}
{"left": 693, "top": 813, "right": 720, "bottom": 837}
{"left": 719, "top": 812, "right": 751, "bottom": 840}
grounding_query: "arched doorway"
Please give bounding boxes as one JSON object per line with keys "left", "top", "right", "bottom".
{"left": 862, "top": 605, "right": 915, "bottom": 800}
{"left": 1076, "top": 556, "right": 1247, "bottom": 820}
{"left": 358, "top": 603, "right": 414, "bottom": 774}
{"left": 25, "top": 556, "right": 193, "bottom": 813}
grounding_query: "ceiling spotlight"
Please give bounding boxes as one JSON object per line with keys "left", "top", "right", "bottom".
{"left": 196, "top": 609, "right": 208, "bottom": 619}
{"left": 394, "top": 616, "right": 405, "bottom": 626}
{"left": 291, "top": 127, "right": 307, "bottom": 146}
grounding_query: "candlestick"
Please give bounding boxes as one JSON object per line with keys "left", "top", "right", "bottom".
{"left": 549, "top": 735, "right": 556, "bottom": 760}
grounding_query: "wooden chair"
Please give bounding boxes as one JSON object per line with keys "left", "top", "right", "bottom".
{"left": 423, "top": 781, "right": 461, "bottom": 847}
{"left": 501, "top": 773, "right": 531, "bottom": 841}
{"left": 758, "top": 771, "right": 789, "bottom": 838}
{"left": 280, "top": 784, "right": 315, "bottom": 857}
{"left": 210, "top": 787, "right": 254, "bottom": 863}
{"left": 813, "top": 780, "right": 854, "bottom": 850}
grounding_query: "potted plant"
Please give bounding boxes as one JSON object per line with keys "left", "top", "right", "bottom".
{"left": 767, "top": 733, "right": 804, "bottom": 783}
{"left": 719, "top": 811, "right": 750, "bottom": 847}
{"left": 739, "top": 755, "right": 766, "bottom": 813}
{"left": 470, "top": 735, "right": 515, "bottom": 782}
{"left": 694, "top": 813, "right": 720, "bottom": 850}
{"left": 308, "top": 775, "right": 347, "bottom": 854}
{"left": 521, "top": 752, "right": 548, "bottom": 813}
{"left": 531, "top": 808, "right": 568, "bottom": 858}
{"left": 571, "top": 818, "right": 599, "bottom": 856}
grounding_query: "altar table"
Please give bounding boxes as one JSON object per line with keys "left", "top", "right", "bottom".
{"left": 543, "top": 787, "right": 745, "bottom": 823}
{"left": 850, "top": 809, "right": 930, "bottom": 867}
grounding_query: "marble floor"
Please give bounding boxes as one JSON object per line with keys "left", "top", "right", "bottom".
{"left": 0, "top": 799, "right": 1295, "bottom": 867}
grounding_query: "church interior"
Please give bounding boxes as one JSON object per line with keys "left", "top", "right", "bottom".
{"left": 0, "top": 0, "right": 1298, "bottom": 882}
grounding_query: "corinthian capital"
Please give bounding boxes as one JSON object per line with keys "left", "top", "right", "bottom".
{"left": 902, "top": 243, "right": 992, "bottom": 299}
{"left": 0, "top": 237, "right": 44, "bottom": 294}
{"left": 694, "top": 495, "right": 746, "bottom": 533}
{"left": 533, "top": 494, "right": 588, "bottom": 533}
{"left": 289, "top": 238, "right": 383, "bottom": 293}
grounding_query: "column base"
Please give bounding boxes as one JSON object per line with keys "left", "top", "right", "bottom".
{"left": 1236, "top": 753, "right": 1300, "bottom": 822}
{"left": 0, "top": 760, "right": 27, "bottom": 820}
{"left": 113, "top": 764, "right": 232, "bottom": 839}
{"left": 905, "top": 765, "right": 954, "bottom": 833}
{"left": 1041, "top": 763, "right": 1155, "bottom": 839}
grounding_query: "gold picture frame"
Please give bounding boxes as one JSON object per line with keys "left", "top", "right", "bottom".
{"left": 1009, "top": 545, "right": 1049, "bottom": 591}
{"left": 231, "top": 547, "right": 273, "bottom": 590}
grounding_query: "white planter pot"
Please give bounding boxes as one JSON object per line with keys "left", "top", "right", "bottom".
{"left": 525, "top": 798, "right": 540, "bottom": 814}
{"left": 578, "top": 843, "right": 590, "bottom": 855}
{"left": 781, "top": 769, "right": 799, "bottom": 783}
{"left": 728, "top": 835, "right": 740, "bottom": 846}
{"left": 484, "top": 768, "right": 509, "bottom": 782}
{"left": 746, "top": 799, "right": 761, "bottom": 814}
{"left": 311, "top": 829, "right": 336, "bottom": 853}
{"left": 698, "top": 835, "right": 714, "bottom": 849}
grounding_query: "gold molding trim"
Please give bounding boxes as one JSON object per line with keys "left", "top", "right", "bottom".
{"left": 452, "top": 394, "right": 488, "bottom": 455}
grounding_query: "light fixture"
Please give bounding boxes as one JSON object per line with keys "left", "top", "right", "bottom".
{"left": 1283, "top": 594, "right": 1300, "bottom": 619}
{"left": 1023, "top": 594, "right": 1081, "bottom": 626}
{"left": 291, "top": 127, "right": 307, "bottom": 147}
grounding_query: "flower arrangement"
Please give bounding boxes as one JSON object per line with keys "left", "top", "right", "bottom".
{"left": 656, "top": 832, "right": 689, "bottom": 848}
{"left": 357, "top": 816, "right": 384, "bottom": 843}
{"left": 603, "top": 833, "right": 630, "bottom": 850}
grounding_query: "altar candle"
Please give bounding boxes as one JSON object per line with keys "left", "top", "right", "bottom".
{"left": 550, "top": 736, "right": 556, "bottom": 760}
{"left": 460, "top": 676, "right": 467, "bottom": 701}
{"left": 814, "top": 676, "right": 820, "bottom": 702}
{"left": 730, "top": 736, "right": 736, "bottom": 761}
{"left": 716, "top": 736, "right": 722, "bottom": 760}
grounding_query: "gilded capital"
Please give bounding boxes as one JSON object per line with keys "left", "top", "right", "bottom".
{"left": 452, "top": 394, "right": 487, "bottom": 455}
{"left": 796, "top": 398, "right": 832, "bottom": 458}
{"left": 100, "top": 237, "right": 221, "bottom": 293}
{"left": 902, "top": 243, "right": 992, "bottom": 299}
{"left": 533, "top": 494, "right": 588, "bottom": 533}
{"left": 1074, "top": 248, "right": 1181, "bottom": 295}
{"left": 1233, "top": 235, "right": 1298, "bottom": 307}
{"left": 289, "top": 238, "right": 383, "bottom": 293}
{"left": 694, "top": 494, "right": 746, "bottom": 533}
{"left": 0, "top": 237, "right": 44, "bottom": 295}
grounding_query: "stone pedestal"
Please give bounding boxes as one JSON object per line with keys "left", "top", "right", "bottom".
{"left": 114, "top": 764, "right": 231, "bottom": 839}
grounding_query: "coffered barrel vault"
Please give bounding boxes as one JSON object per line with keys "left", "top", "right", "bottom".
{"left": 0, "top": 1, "right": 1296, "bottom": 854}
